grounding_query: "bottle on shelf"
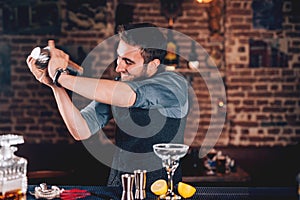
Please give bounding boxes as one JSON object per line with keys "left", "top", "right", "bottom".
{"left": 187, "top": 40, "right": 199, "bottom": 69}
{"left": 164, "top": 28, "right": 180, "bottom": 70}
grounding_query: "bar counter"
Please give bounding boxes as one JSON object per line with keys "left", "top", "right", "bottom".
{"left": 26, "top": 185, "right": 297, "bottom": 200}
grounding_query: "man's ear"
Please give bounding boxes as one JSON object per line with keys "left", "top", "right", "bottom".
{"left": 147, "top": 59, "right": 160, "bottom": 72}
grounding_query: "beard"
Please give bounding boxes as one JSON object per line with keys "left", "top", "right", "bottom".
{"left": 120, "top": 66, "right": 149, "bottom": 82}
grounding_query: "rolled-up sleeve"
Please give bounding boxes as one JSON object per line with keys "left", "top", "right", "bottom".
{"left": 80, "top": 101, "right": 112, "bottom": 135}
{"left": 126, "top": 72, "right": 189, "bottom": 118}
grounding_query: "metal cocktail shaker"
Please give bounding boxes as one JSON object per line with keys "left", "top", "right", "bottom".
{"left": 30, "top": 46, "right": 84, "bottom": 75}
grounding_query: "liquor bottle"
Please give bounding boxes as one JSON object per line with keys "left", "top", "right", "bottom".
{"left": 187, "top": 41, "right": 199, "bottom": 69}
{"left": 164, "top": 29, "right": 179, "bottom": 70}
{"left": 297, "top": 173, "right": 300, "bottom": 200}
{"left": 0, "top": 134, "right": 27, "bottom": 200}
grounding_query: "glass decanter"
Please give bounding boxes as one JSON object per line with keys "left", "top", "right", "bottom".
{"left": 0, "top": 134, "right": 27, "bottom": 200}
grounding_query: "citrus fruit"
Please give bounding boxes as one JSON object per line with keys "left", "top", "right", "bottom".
{"left": 177, "top": 182, "right": 196, "bottom": 198}
{"left": 150, "top": 179, "right": 168, "bottom": 196}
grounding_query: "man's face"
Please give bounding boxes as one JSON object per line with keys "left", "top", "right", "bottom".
{"left": 116, "top": 40, "right": 148, "bottom": 81}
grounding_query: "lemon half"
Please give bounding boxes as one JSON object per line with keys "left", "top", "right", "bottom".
{"left": 150, "top": 179, "right": 168, "bottom": 196}
{"left": 177, "top": 182, "right": 196, "bottom": 198}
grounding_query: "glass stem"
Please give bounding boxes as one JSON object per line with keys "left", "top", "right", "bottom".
{"left": 167, "top": 170, "right": 174, "bottom": 194}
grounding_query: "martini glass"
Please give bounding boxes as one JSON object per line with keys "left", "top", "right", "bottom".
{"left": 153, "top": 143, "right": 189, "bottom": 199}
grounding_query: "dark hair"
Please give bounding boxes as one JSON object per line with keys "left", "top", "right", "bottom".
{"left": 118, "top": 23, "right": 167, "bottom": 64}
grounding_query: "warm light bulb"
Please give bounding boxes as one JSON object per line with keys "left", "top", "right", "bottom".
{"left": 196, "top": 0, "right": 213, "bottom": 3}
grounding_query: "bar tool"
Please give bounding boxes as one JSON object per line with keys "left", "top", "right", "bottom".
{"left": 134, "top": 170, "right": 147, "bottom": 199}
{"left": 30, "top": 46, "right": 84, "bottom": 75}
{"left": 121, "top": 174, "right": 135, "bottom": 200}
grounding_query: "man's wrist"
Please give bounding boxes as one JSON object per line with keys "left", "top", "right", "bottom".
{"left": 53, "top": 68, "right": 65, "bottom": 87}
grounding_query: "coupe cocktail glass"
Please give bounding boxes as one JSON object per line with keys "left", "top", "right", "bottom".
{"left": 153, "top": 143, "right": 189, "bottom": 200}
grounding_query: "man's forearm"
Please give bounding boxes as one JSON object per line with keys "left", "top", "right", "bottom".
{"left": 57, "top": 74, "right": 136, "bottom": 107}
{"left": 51, "top": 86, "right": 92, "bottom": 140}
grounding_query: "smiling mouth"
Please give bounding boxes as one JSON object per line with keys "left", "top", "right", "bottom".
{"left": 120, "top": 73, "right": 132, "bottom": 80}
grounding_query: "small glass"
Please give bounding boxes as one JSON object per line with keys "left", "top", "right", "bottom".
{"left": 153, "top": 143, "right": 189, "bottom": 200}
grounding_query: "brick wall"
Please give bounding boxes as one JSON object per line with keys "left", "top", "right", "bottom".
{"left": 225, "top": 0, "right": 300, "bottom": 146}
{"left": 0, "top": 0, "right": 299, "bottom": 147}
{"left": 0, "top": 0, "right": 116, "bottom": 143}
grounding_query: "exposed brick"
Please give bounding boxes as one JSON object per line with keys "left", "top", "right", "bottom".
{"left": 255, "top": 85, "right": 267, "bottom": 90}
{"left": 278, "top": 137, "right": 289, "bottom": 142}
{"left": 230, "top": 24, "right": 252, "bottom": 30}
{"left": 256, "top": 115, "right": 269, "bottom": 120}
{"left": 240, "top": 56, "right": 247, "bottom": 61}
{"left": 1, "top": 0, "right": 299, "bottom": 147}
{"left": 230, "top": 92, "right": 245, "bottom": 97}
{"left": 284, "top": 100, "right": 296, "bottom": 106}
{"left": 283, "top": 129, "right": 293, "bottom": 134}
{"left": 15, "top": 126, "right": 26, "bottom": 131}
{"left": 227, "top": 9, "right": 251, "bottom": 16}
{"left": 271, "top": 85, "right": 279, "bottom": 90}
{"left": 41, "top": 126, "right": 54, "bottom": 132}
{"left": 261, "top": 32, "right": 275, "bottom": 38}
{"left": 274, "top": 92, "right": 298, "bottom": 98}
{"left": 0, "top": 127, "right": 13, "bottom": 132}
{"left": 268, "top": 129, "right": 280, "bottom": 134}
{"left": 243, "top": 100, "right": 254, "bottom": 105}
{"left": 248, "top": 136, "right": 275, "bottom": 142}
{"left": 254, "top": 70, "right": 280, "bottom": 76}
{"left": 0, "top": 118, "right": 12, "bottom": 124}
{"left": 29, "top": 126, "right": 39, "bottom": 131}
{"left": 286, "top": 31, "right": 300, "bottom": 38}
{"left": 282, "top": 85, "right": 294, "bottom": 90}
{"left": 258, "top": 129, "right": 264, "bottom": 134}
{"left": 238, "top": 46, "right": 245, "bottom": 52}
{"left": 240, "top": 85, "right": 253, "bottom": 90}
{"left": 292, "top": 63, "right": 300, "bottom": 68}
{"left": 11, "top": 38, "right": 38, "bottom": 43}
{"left": 241, "top": 129, "right": 249, "bottom": 134}
{"left": 248, "top": 92, "right": 273, "bottom": 98}
{"left": 235, "top": 107, "right": 260, "bottom": 112}
{"left": 262, "top": 107, "right": 287, "bottom": 113}
{"left": 17, "top": 118, "right": 35, "bottom": 124}
{"left": 231, "top": 2, "right": 241, "bottom": 8}
{"left": 285, "top": 114, "right": 298, "bottom": 122}
{"left": 232, "top": 121, "right": 259, "bottom": 127}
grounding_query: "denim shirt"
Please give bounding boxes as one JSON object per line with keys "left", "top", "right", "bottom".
{"left": 80, "top": 71, "right": 189, "bottom": 187}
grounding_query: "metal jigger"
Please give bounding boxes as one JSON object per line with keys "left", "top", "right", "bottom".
{"left": 134, "top": 170, "right": 147, "bottom": 199}
{"left": 121, "top": 174, "right": 135, "bottom": 200}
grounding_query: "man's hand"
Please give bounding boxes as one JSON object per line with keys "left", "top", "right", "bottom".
{"left": 26, "top": 56, "right": 54, "bottom": 87}
{"left": 47, "top": 40, "right": 69, "bottom": 79}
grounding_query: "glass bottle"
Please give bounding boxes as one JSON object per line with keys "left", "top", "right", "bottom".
{"left": 187, "top": 41, "right": 199, "bottom": 69}
{"left": 164, "top": 28, "right": 180, "bottom": 70}
{"left": 0, "top": 134, "right": 27, "bottom": 200}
